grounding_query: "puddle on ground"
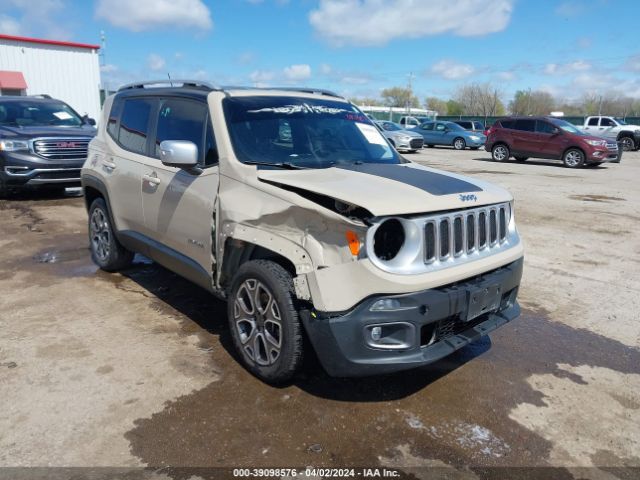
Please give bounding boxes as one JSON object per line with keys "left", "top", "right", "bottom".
{"left": 116, "top": 261, "right": 640, "bottom": 474}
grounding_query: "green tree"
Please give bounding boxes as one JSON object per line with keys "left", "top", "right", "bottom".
{"left": 509, "top": 90, "right": 555, "bottom": 115}
{"left": 349, "top": 97, "right": 382, "bottom": 106}
{"left": 381, "top": 86, "right": 419, "bottom": 108}
{"left": 424, "top": 96, "right": 447, "bottom": 114}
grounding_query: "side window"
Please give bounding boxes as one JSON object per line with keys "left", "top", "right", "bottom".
{"left": 536, "top": 120, "right": 556, "bottom": 134}
{"left": 118, "top": 98, "right": 154, "bottom": 155}
{"left": 514, "top": 119, "right": 536, "bottom": 132}
{"left": 499, "top": 119, "right": 514, "bottom": 129}
{"left": 435, "top": 123, "right": 446, "bottom": 131}
{"left": 106, "top": 97, "right": 123, "bottom": 140}
{"left": 474, "top": 122, "right": 484, "bottom": 130}
{"left": 154, "top": 98, "right": 208, "bottom": 161}
{"left": 587, "top": 117, "right": 599, "bottom": 126}
{"left": 421, "top": 123, "right": 434, "bottom": 131}
{"left": 600, "top": 117, "right": 615, "bottom": 127}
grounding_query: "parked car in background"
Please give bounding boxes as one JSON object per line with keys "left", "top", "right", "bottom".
{"left": 581, "top": 116, "right": 640, "bottom": 151}
{"left": 485, "top": 117, "right": 620, "bottom": 168}
{"left": 417, "top": 121, "right": 486, "bottom": 150}
{"left": 0, "top": 95, "right": 96, "bottom": 197}
{"left": 374, "top": 120, "right": 424, "bottom": 152}
{"left": 399, "top": 116, "right": 431, "bottom": 129}
{"left": 454, "top": 120, "right": 485, "bottom": 132}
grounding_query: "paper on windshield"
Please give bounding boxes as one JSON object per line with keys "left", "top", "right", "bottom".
{"left": 355, "top": 122, "right": 387, "bottom": 146}
{"left": 53, "top": 111, "right": 73, "bottom": 120}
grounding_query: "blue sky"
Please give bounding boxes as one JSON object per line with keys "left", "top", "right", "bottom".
{"left": 2, "top": 0, "right": 640, "bottom": 102}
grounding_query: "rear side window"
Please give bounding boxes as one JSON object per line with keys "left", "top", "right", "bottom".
{"left": 118, "top": 98, "right": 154, "bottom": 155}
{"left": 154, "top": 98, "right": 209, "bottom": 160}
{"left": 514, "top": 119, "right": 536, "bottom": 132}
{"left": 536, "top": 120, "right": 556, "bottom": 134}
{"left": 420, "top": 123, "right": 434, "bottom": 131}
{"left": 587, "top": 117, "right": 599, "bottom": 126}
{"left": 600, "top": 118, "right": 615, "bottom": 127}
{"left": 456, "top": 121, "right": 470, "bottom": 129}
{"left": 107, "top": 98, "right": 123, "bottom": 140}
{"left": 473, "top": 121, "right": 484, "bottom": 130}
{"left": 499, "top": 119, "right": 515, "bottom": 129}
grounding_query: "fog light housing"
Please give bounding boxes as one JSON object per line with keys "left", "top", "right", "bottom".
{"left": 593, "top": 151, "right": 603, "bottom": 157}
{"left": 370, "top": 298, "right": 415, "bottom": 311}
{"left": 365, "top": 322, "right": 414, "bottom": 350}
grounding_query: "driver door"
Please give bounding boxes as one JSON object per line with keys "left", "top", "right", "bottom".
{"left": 141, "top": 97, "right": 219, "bottom": 277}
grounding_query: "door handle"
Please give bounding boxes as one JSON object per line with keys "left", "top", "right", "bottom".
{"left": 102, "top": 158, "right": 116, "bottom": 170}
{"left": 143, "top": 173, "right": 161, "bottom": 186}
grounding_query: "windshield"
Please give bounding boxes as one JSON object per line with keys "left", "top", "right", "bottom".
{"left": 446, "top": 122, "right": 464, "bottom": 131}
{"left": 0, "top": 100, "right": 83, "bottom": 127}
{"left": 550, "top": 118, "right": 584, "bottom": 134}
{"left": 223, "top": 96, "right": 400, "bottom": 168}
{"left": 379, "top": 122, "right": 402, "bottom": 131}
{"left": 615, "top": 117, "right": 627, "bottom": 125}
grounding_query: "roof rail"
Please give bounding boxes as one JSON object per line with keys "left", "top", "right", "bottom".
{"left": 30, "top": 94, "right": 52, "bottom": 99}
{"left": 222, "top": 86, "right": 343, "bottom": 99}
{"left": 117, "top": 79, "right": 222, "bottom": 92}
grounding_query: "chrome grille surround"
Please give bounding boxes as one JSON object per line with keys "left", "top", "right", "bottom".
{"left": 365, "top": 202, "right": 517, "bottom": 275}
{"left": 31, "top": 137, "right": 91, "bottom": 160}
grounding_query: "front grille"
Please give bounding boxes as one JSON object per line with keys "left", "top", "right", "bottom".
{"left": 424, "top": 203, "right": 510, "bottom": 264}
{"left": 410, "top": 138, "right": 424, "bottom": 149}
{"left": 32, "top": 138, "right": 91, "bottom": 160}
{"left": 606, "top": 142, "right": 618, "bottom": 151}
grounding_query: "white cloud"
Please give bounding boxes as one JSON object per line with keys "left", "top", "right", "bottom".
{"left": 100, "top": 63, "right": 118, "bottom": 73}
{"left": 496, "top": 71, "right": 516, "bottom": 81}
{"left": 147, "top": 54, "right": 166, "bottom": 71}
{"left": 543, "top": 60, "right": 591, "bottom": 75}
{"left": 283, "top": 64, "right": 312, "bottom": 82}
{"left": 309, "top": 0, "right": 514, "bottom": 47}
{"left": 0, "top": 14, "right": 22, "bottom": 35}
{"left": 430, "top": 59, "right": 475, "bottom": 80}
{"left": 95, "top": 0, "right": 213, "bottom": 32}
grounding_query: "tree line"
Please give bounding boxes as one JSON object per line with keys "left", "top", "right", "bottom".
{"left": 351, "top": 83, "right": 640, "bottom": 118}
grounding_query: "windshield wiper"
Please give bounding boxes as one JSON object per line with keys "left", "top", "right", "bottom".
{"left": 243, "top": 160, "right": 306, "bottom": 170}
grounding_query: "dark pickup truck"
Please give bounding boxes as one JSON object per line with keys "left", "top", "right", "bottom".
{"left": 0, "top": 96, "right": 96, "bottom": 196}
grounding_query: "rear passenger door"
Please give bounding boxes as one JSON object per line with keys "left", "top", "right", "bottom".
{"left": 511, "top": 119, "right": 537, "bottom": 154}
{"left": 141, "top": 97, "right": 220, "bottom": 278}
{"left": 418, "top": 122, "right": 435, "bottom": 143}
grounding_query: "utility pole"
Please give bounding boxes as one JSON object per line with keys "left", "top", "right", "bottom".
{"left": 526, "top": 87, "right": 532, "bottom": 116}
{"left": 406, "top": 72, "right": 415, "bottom": 115}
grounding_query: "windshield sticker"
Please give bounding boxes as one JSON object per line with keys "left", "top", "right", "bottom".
{"left": 248, "top": 104, "right": 349, "bottom": 115}
{"left": 356, "top": 122, "right": 387, "bottom": 146}
{"left": 53, "top": 111, "right": 73, "bottom": 120}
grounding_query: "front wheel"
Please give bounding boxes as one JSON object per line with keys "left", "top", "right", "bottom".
{"left": 88, "top": 198, "right": 133, "bottom": 271}
{"left": 619, "top": 136, "right": 635, "bottom": 151}
{"left": 453, "top": 137, "right": 466, "bottom": 150}
{"left": 514, "top": 156, "right": 528, "bottom": 162}
{"left": 228, "top": 260, "right": 303, "bottom": 384}
{"left": 563, "top": 148, "right": 585, "bottom": 168}
{"left": 492, "top": 144, "right": 510, "bottom": 162}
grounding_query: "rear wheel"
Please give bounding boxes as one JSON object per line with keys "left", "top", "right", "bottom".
{"left": 228, "top": 260, "right": 303, "bottom": 384}
{"left": 88, "top": 198, "right": 133, "bottom": 271}
{"left": 470, "top": 147, "right": 480, "bottom": 150}
{"left": 426, "top": 144, "right": 434, "bottom": 148}
{"left": 514, "top": 156, "right": 528, "bottom": 162}
{"left": 492, "top": 144, "right": 510, "bottom": 162}
{"left": 563, "top": 148, "right": 585, "bottom": 168}
{"left": 0, "top": 180, "right": 8, "bottom": 199}
{"left": 619, "top": 136, "right": 635, "bottom": 151}
{"left": 453, "top": 137, "right": 466, "bottom": 150}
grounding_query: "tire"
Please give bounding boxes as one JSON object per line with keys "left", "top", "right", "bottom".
{"left": 228, "top": 260, "right": 303, "bottom": 384}
{"left": 618, "top": 136, "right": 635, "bottom": 152}
{"left": 453, "top": 137, "right": 466, "bottom": 150}
{"left": 88, "top": 198, "right": 133, "bottom": 272}
{"left": 491, "top": 144, "right": 510, "bottom": 162}
{"left": 587, "top": 162, "right": 603, "bottom": 167}
{"left": 470, "top": 147, "right": 480, "bottom": 150}
{"left": 563, "top": 148, "right": 585, "bottom": 168}
{"left": 514, "top": 156, "right": 528, "bottom": 162}
{"left": 0, "top": 179, "right": 8, "bottom": 199}
{"left": 426, "top": 144, "right": 434, "bottom": 148}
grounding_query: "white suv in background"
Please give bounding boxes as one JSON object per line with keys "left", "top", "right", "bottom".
{"left": 82, "top": 80, "right": 524, "bottom": 383}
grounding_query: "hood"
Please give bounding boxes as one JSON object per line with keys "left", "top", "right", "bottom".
{"left": 257, "top": 162, "right": 511, "bottom": 217}
{"left": 0, "top": 125, "right": 96, "bottom": 138}
{"left": 387, "top": 129, "right": 422, "bottom": 139}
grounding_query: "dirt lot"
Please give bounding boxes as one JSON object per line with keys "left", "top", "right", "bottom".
{"left": 1, "top": 149, "right": 639, "bottom": 478}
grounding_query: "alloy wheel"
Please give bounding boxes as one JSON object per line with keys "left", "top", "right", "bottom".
{"left": 493, "top": 145, "right": 508, "bottom": 161}
{"left": 90, "top": 208, "right": 111, "bottom": 262}
{"left": 454, "top": 139, "right": 465, "bottom": 150}
{"left": 620, "top": 137, "right": 634, "bottom": 151}
{"left": 233, "top": 279, "right": 282, "bottom": 366}
{"left": 564, "top": 150, "right": 583, "bottom": 167}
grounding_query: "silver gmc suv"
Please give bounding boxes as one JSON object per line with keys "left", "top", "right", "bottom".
{"left": 81, "top": 80, "right": 524, "bottom": 383}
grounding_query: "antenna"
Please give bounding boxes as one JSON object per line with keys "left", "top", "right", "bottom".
{"left": 167, "top": 73, "right": 173, "bottom": 87}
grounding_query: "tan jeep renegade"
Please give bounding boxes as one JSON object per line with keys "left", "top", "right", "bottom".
{"left": 81, "top": 80, "right": 524, "bottom": 383}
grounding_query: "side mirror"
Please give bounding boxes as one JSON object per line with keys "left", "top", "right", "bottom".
{"left": 552, "top": 127, "right": 560, "bottom": 135}
{"left": 82, "top": 115, "right": 96, "bottom": 126}
{"left": 159, "top": 140, "right": 199, "bottom": 168}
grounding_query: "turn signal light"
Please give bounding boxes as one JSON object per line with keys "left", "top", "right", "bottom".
{"left": 345, "top": 230, "right": 360, "bottom": 256}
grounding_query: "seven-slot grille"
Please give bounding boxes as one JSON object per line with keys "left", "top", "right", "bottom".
{"left": 424, "top": 203, "right": 510, "bottom": 264}
{"left": 32, "top": 138, "right": 91, "bottom": 160}
{"left": 606, "top": 141, "right": 618, "bottom": 151}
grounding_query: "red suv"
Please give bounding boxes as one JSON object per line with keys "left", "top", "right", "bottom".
{"left": 485, "top": 117, "right": 620, "bottom": 168}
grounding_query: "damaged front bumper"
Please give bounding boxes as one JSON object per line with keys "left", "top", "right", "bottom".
{"left": 301, "top": 257, "right": 523, "bottom": 377}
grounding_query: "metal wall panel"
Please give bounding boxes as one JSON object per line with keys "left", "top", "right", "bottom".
{"left": 0, "top": 39, "right": 102, "bottom": 121}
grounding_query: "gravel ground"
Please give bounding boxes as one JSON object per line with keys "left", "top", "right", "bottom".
{"left": 1, "top": 148, "right": 638, "bottom": 479}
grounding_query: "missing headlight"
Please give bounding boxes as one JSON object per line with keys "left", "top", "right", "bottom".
{"left": 373, "top": 219, "right": 405, "bottom": 261}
